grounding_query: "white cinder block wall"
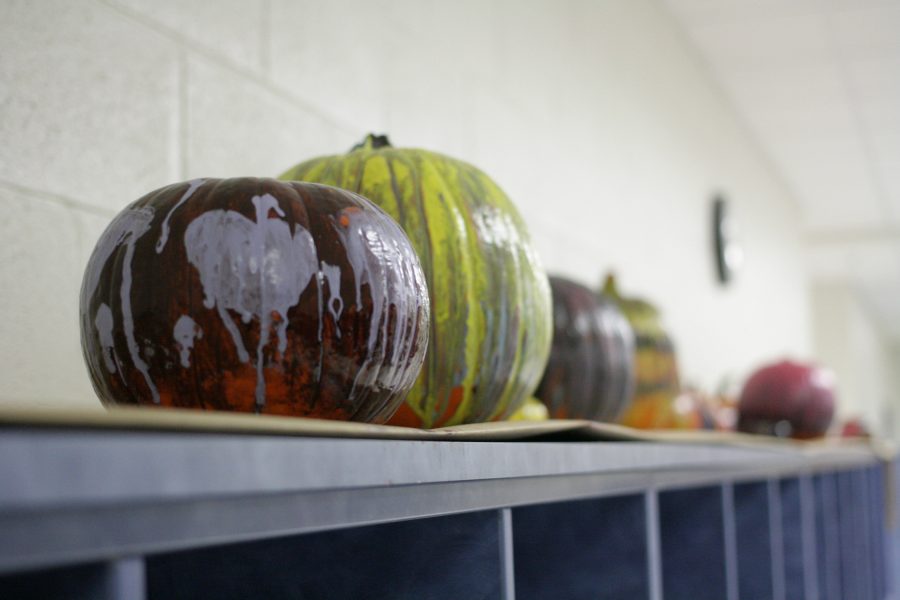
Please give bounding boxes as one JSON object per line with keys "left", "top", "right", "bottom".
{"left": 812, "top": 283, "right": 896, "bottom": 437}
{"left": 0, "top": 0, "right": 811, "bottom": 409}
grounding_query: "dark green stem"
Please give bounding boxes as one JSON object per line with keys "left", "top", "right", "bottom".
{"left": 351, "top": 133, "right": 392, "bottom": 152}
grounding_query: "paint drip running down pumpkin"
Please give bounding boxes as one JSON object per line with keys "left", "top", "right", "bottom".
{"left": 79, "top": 178, "right": 430, "bottom": 423}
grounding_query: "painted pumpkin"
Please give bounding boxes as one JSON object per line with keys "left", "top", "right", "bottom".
{"left": 79, "top": 178, "right": 430, "bottom": 422}
{"left": 737, "top": 360, "right": 836, "bottom": 439}
{"left": 534, "top": 276, "right": 635, "bottom": 421}
{"left": 618, "top": 390, "right": 708, "bottom": 430}
{"left": 508, "top": 397, "right": 550, "bottom": 422}
{"left": 602, "top": 274, "right": 682, "bottom": 429}
{"left": 280, "top": 135, "right": 552, "bottom": 428}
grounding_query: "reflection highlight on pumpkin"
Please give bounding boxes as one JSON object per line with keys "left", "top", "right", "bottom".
{"left": 281, "top": 135, "right": 553, "bottom": 428}
{"left": 80, "top": 177, "right": 430, "bottom": 423}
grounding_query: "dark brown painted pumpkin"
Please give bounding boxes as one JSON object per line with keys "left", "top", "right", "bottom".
{"left": 534, "top": 276, "right": 635, "bottom": 421}
{"left": 79, "top": 178, "right": 430, "bottom": 422}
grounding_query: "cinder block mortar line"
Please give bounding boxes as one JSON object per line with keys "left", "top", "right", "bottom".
{"left": 0, "top": 179, "right": 117, "bottom": 220}
{"left": 95, "top": 0, "right": 358, "bottom": 139}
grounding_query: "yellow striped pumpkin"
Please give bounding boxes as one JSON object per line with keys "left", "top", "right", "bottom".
{"left": 602, "top": 275, "right": 683, "bottom": 429}
{"left": 280, "top": 135, "right": 552, "bottom": 428}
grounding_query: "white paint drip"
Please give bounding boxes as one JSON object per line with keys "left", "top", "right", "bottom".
{"left": 184, "top": 194, "right": 318, "bottom": 408}
{"left": 218, "top": 303, "right": 250, "bottom": 362}
{"left": 173, "top": 314, "right": 202, "bottom": 368}
{"left": 118, "top": 207, "right": 160, "bottom": 403}
{"left": 314, "top": 270, "right": 325, "bottom": 382}
{"left": 81, "top": 208, "right": 159, "bottom": 398}
{"left": 82, "top": 207, "right": 155, "bottom": 307}
{"left": 156, "top": 179, "right": 206, "bottom": 253}
{"left": 332, "top": 205, "right": 429, "bottom": 403}
{"left": 320, "top": 261, "right": 343, "bottom": 338}
{"left": 94, "top": 303, "right": 116, "bottom": 373}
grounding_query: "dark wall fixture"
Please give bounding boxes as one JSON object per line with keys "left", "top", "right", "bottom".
{"left": 713, "top": 194, "right": 743, "bottom": 285}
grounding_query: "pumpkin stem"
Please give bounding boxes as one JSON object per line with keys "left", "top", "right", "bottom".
{"left": 351, "top": 133, "right": 392, "bottom": 152}
{"left": 602, "top": 273, "right": 619, "bottom": 299}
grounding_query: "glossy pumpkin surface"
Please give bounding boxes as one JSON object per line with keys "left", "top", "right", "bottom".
{"left": 737, "top": 360, "right": 835, "bottom": 439}
{"left": 535, "top": 276, "right": 635, "bottom": 421}
{"left": 280, "top": 135, "right": 553, "bottom": 428}
{"left": 617, "top": 390, "right": 708, "bottom": 430}
{"left": 80, "top": 178, "right": 430, "bottom": 422}
{"left": 508, "top": 396, "right": 550, "bottom": 422}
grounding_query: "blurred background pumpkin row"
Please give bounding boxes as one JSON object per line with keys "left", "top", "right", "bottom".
{"left": 81, "top": 134, "right": 842, "bottom": 439}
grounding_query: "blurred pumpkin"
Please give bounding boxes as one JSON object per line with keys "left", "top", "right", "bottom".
{"left": 737, "top": 359, "right": 836, "bottom": 439}
{"left": 840, "top": 417, "right": 870, "bottom": 438}
{"left": 534, "top": 275, "right": 635, "bottom": 421}
{"left": 508, "top": 397, "right": 550, "bottom": 422}
{"left": 618, "top": 390, "right": 709, "bottom": 430}
{"left": 602, "top": 274, "right": 682, "bottom": 429}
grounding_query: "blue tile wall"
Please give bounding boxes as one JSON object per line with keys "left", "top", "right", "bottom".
{"left": 146, "top": 510, "right": 502, "bottom": 600}
{"left": 513, "top": 494, "right": 648, "bottom": 600}
{"left": 734, "top": 482, "right": 774, "bottom": 600}
{"left": 0, "top": 562, "right": 109, "bottom": 600}
{"left": 659, "top": 486, "right": 727, "bottom": 600}
{"left": 779, "top": 478, "right": 805, "bottom": 600}
{"left": 814, "top": 472, "right": 841, "bottom": 600}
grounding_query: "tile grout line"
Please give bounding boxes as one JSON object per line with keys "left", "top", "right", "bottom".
{"left": 93, "top": 0, "right": 358, "bottom": 138}
{"left": 799, "top": 475, "right": 820, "bottom": 600}
{"left": 498, "top": 507, "right": 515, "bottom": 600}
{"left": 104, "top": 557, "right": 147, "bottom": 600}
{"left": 645, "top": 488, "right": 663, "bottom": 600}
{"left": 0, "top": 179, "right": 117, "bottom": 219}
{"left": 721, "top": 482, "right": 740, "bottom": 600}
{"left": 768, "top": 478, "right": 787, "bottom": 600}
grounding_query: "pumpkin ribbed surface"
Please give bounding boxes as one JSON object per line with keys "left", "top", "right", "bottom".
{"left": 603, "top": 275, "right": 682, "bottom": 429}
{"left": 535, "top": 276, "right": 635, "bottom": 421}
{"left": 280, "top": 136, "right": 552, "bottom": 428}
{"left": 80, "top": 178, "right": 430, "bottom": 422}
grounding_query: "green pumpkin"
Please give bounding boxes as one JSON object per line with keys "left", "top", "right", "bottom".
{"left": 280, "top": 135, "right": 552, "bottom": 428}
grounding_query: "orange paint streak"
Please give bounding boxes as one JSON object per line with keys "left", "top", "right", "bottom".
{"left": 156, "top": 388, "right": 175, "bottom": 408}
{"left": 263, "top": 375, "right": 290, "bottom": 405}
{"left": 221, "top": 367, "right": 294, "bottom": 414}
{"left": 433, "top": 386, "right": 465, "bottom": 428}
{"left": 551, "top": 406, "right": 569, "bottom": 420}
{"left": 221, "top": 370, "right": 257, "bottom": 412}
{"left": 388, "top": 403, "right": 423, "bottom": 428}
{"left": 619, "top": 393, "right": 701, "bottom": 430}
{"left": 338, "top": 206, "right": 362, "bottom": 228}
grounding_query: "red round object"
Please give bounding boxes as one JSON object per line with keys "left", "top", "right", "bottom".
{"left": 737, "top": 360, "right": 836, "bottom": 439}
{"left": 841, "top": 418, "right": 870, "bottom": 438}
{"left": 80, "top": 178, "right": 430, "bottom": 422}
